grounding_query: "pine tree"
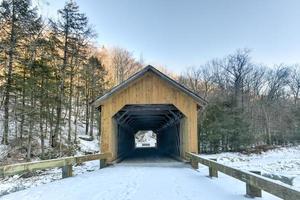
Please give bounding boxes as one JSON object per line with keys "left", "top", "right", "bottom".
{"left": 0, "top": 0, "right": 41, "bottom": 144}
{"left": 50, "top": 0, "right": 93, "bottom": 147}
{"left": 83, "top": 56, "right": 107, "bottom": 139}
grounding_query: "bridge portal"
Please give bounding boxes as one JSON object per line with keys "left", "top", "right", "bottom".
{"left": 92, "top": 66, "right": 207, "bottom": 162}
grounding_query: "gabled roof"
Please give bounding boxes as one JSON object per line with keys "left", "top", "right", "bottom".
{"left": 91, "top": 65, "right": 208, "bottom": 107}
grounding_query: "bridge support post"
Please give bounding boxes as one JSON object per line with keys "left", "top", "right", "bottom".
{"left": 100, "top": 159, "right": 107, "bottom": 169}
{"left": 246, "top": 171, "right": 262, "bottom": 198}
{"left": 62, "top": 165, "right": 73, "bottom": 178}
{"left": 209, "top": 159, "right": 218, "bottom": 178}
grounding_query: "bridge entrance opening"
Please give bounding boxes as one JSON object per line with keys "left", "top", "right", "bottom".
{"left": 134, "top": 130, "right": 157, "bottom": 148}
{"left": 113, "top": 104, "right": 185, "bottom": 161}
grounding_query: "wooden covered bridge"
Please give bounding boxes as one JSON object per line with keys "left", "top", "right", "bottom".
{"left": 91, "top": 65, "right": 207, "bottom": 162}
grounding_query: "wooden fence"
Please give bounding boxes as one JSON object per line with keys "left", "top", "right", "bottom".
{"left": 0, "top": 152, "right": 111, "bottom": 178}
{"left": 186, "top": 152, "right": 300, "bottom": 200}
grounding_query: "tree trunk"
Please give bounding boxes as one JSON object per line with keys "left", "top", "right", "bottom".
{"left": 85, "top": 75, "right": 89, "bottom": 135}
{"left": 67, "top": 66, "right": 74, "bottom": 144}
{"left": 85, "top": 102, "right": 89, "bottom": 135}
{"left": 40, "top": 79, "right": 45, "bottom": 158}
{"left": 19, "top": 70, "right": 26, "bottom": 145}
{"left": 49, "top": 107, "right": 54, "bottom": 144}
{"left": 2, "top": 1, "right": 16, "bottom": 145}
{"left": 27, "top": 94, "right": 34, "bottom": 161}
{"left": 53, "top": 92, "right": 62, "bottom": 147}
{"left": 262, "top": 104, "right": 272, "bottom": 145}
{"left": 89, "top": 106, "right": 94, "bottom": 139}
{"left": 53, "top": 13, "right": 69, "bottom": 147}
{"left": 74, "top": 80, "right": 80, "bottom": 143}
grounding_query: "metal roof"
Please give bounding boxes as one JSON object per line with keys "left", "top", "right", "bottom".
{"left": 91, "top": 65, "right": 208, "bottom": 107}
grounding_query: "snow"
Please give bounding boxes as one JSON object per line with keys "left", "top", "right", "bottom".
{"left": 0, "top": 160, "right": 100, "bottom": 196}
{"left": 135, "top": 130, "right": 157, "bottom": 148}
{"left": 76, "top": 136, "right": 99, "bottom": 154}
{"left": 0, "top": 145, "right": 9, "bottom": 162}
{"left": 0, "top": 161, "right": 280, "bottom": 200}
{"left": 201, "top": 146, "right": 300, "bottom": 189}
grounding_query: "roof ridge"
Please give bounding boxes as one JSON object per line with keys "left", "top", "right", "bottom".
{"left": 91, "top": 65, "right": 208, "bottom": 107}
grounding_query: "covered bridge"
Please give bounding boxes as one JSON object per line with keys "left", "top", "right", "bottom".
{"left": 92, "top": 65, "right": 207, "bottom": 162}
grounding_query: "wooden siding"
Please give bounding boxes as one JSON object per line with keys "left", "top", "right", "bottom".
{"left": 100, "top": 71, "right": 199, "bottom": 161}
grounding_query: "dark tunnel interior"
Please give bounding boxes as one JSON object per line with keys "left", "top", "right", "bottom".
{"left": 113, "top": 104, "right": 184, "bottom": 161}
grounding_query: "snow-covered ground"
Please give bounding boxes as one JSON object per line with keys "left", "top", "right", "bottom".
{"left": 0, "top": 161, "right": 280, "bottom": 200}
{"left": 201, "top": 146, "right": 300, "bottom": 189}
{"left": 0, "top": 160, "right": 100, "bottom": 196}
{"left": 0, "top": 135, "right": 100, "bottom": 196}
{"left": 1, "top": 129, "right": 300, "bottom": 199}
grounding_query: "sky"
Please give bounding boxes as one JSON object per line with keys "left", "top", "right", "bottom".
{"left": 39, "top": 0, "right": 300, "bottom": 74}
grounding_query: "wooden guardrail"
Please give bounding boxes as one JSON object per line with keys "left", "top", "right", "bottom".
{"left": 186, "top": 152, "right": 300, "bottom": 200}
{"left": 0, "top": 152, "right": 112, "bottom": 178}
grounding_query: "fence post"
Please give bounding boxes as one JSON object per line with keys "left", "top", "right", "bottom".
{"left": 246, "top": 171, "right": 262, "bottom": 198}
{"left": 62, "top": 165, "right": 73, "bottom": 178}
{"left": 0, "top": 167, "right": 4, "bottom": 178}
{"left": 100, "top": 159, "right": 106, "bottom": 169}
{"left": 191, "top": 157, "right": 198, "bottom": 169}
{"left": 208, "top": 158, "right": 218, "bottom": 178}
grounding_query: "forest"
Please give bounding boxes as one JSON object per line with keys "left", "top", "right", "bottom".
{"left": 0, "top": 0, "right": 299, "bottom": 163}
{"left": 179, "top": 50, "right": 300, "bottom": 153}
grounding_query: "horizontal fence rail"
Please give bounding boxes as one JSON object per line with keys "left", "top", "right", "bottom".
{"left": 186, "top": 152, "right": 300, "bottom": 200}
{"left": 0, "top": 152, "right": 112, "bottom": 178}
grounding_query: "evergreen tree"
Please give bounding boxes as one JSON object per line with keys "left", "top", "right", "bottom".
{"left": 0, "top": 0, "right": 41, "bottom": 144}
{"left": 50, "top": 0, "right": 93, "bottom": 147}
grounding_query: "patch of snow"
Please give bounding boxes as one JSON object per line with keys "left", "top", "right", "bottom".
{"left": 0, "top": 162, "right": 280, "bottom": 200}
{"left": 76, "top": 136, "right": 99, "bottom": 154}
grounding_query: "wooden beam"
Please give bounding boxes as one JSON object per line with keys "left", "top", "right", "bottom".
{"left": 156, "top": 112, "right": 182, "bottom": 132}
{"left": 122, "top": 104, "right": 176, "bottom": 111}
{"left": 0, "top": 153, "right": 112, "bottom": 177}
{"left": 119, "top": 113, "right": 131, "bottom": 124}
{"left": 115, "top": 111, "right": 129, "bottom": 122}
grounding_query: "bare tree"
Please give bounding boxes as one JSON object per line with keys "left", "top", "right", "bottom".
{"left": 221, "top": 49, "right": 253, "bottom": 107}
{"left": 111, "top": 47, "right": 142, "bottom": 84}
{"left": 181, "top": 65, "right": 213, "bottom": 98}
{"left": 245, "top": 65, "right": 266, "bottom": 97}
{"left": 265, "top": 65, "right": 290, "bottom": 101}
{"left": 289, "top": 65, "right": 300, "bottom": 105}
